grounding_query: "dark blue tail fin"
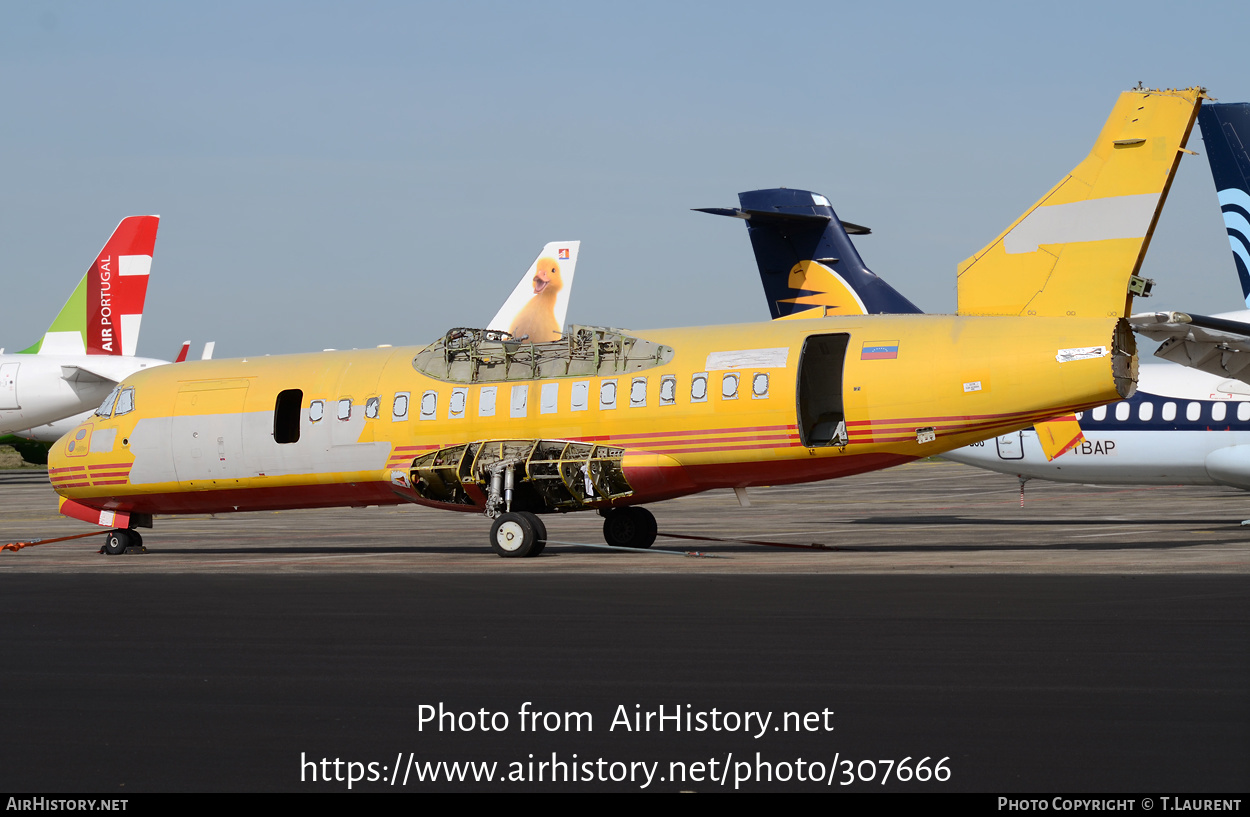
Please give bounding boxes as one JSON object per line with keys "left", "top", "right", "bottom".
{"left": 697, "top": 188, "right": 922, "bottom": 318}
{"left": 1198, "top": 102, "right": 1250, "bottom": 307}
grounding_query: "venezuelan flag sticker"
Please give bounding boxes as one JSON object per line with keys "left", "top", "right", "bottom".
{"left": 860, "top": 341, "right": 899, "bottom": 360}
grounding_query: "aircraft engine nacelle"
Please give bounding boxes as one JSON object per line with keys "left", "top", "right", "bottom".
{"left": 1204, "top": 445, "right": 1250, "bottom": 490}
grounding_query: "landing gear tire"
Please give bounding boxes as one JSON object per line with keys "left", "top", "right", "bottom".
{"left": 102, "top": 529, "right": 135, "bottom": 556}
{"left": 518, "top": 512, "right": 547, "bottom": 557}
{"left": 490, "top": 512, "right": 541, "bottom": 558}
{"left": 602, "top": 507, "right": 657, "bottom": 549}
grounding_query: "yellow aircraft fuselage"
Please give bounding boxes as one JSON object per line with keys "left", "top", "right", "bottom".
{"left": 49, "top": 314, "right": 1131, "bottom": 525}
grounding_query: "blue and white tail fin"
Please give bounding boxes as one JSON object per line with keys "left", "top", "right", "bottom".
{"left": 1199, "top": 102, "right": 1250, "bottom": 307}
{"left": 696, "top": 188, "right": 921, "bottom": 319}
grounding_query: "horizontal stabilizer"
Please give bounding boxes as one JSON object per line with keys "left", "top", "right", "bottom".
{"left": 59, "top": 364, "right": 119, "bottom": 385}
{"left": 1132, "top": 310, "right": 1250, "bottom": 382}
{"left": 695, "top": 207, "right": 872, "bottom": 234}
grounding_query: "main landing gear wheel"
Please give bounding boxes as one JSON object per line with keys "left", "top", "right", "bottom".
{"left": 518, "top": 512, "right": 547, "bottom": 557}
{"left": 489, "top": 512, "right": 542, "bottom": 558}
{"left": 602, "top": 507, "right": 657, "bottom": 549}
{"left": 102, "top": 529, "right": 141, "bottom": 556}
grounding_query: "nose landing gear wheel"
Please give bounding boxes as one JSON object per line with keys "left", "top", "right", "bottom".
{"left": 102, "top": 529, "right": 141, "bottom": 555}
{"left": 490, "top": 512, "right": 541, "bottom": 558}
{"left": 602, "top": 507, "right": 657, "bottom": 549}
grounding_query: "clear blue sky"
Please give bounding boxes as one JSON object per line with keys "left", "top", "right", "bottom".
{"left": 3, "top": 1, "right": 1248, "bottom": 357}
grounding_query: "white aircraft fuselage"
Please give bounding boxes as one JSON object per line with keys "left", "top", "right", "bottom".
{"left": 944, "top": 351, "right": 1250, "bottom": 491}
{"left": 0, "top": 353, "right": 169, "bottom": 441}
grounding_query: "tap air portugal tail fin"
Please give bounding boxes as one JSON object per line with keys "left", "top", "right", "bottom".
{"left": 19, "top": 215, "right": 160, "bottom": 357}
{"left": 696, "top": 188, "right": 922, "bottom": 319}
{"left": 956, "top": 87, "right": 1206, "bottom": 318}
{"left": 1198, "top": 102, "right": 1250, "bottom": 307}
{"left": 487, "top": 241, "right": 580, "bottom": 343}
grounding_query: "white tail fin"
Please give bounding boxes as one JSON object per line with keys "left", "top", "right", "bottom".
{"left": 487, "top": 242, "right": 580, "bottom": 342}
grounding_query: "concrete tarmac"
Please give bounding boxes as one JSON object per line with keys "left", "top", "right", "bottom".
{"left": 1, "top": 462, "right": 1247, "bottom": 792}
{"left": 4, "top": 460, "right": 1250, "bottom": 573}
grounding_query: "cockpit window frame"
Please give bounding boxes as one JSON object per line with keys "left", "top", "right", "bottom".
{"left": 95, "top": 385, "right": 122, "bottom": 418}
{"left": 114, "top": 387, "right": 136, "bottom": 417}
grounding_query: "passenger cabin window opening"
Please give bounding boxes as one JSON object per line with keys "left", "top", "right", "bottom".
{"left": 449, "top": 388, "right": 467, "bottom": 419}
{"left": 1162, "top": 402, "right": 1177, "bottom": 422}
{"left": 1138, "top": 402, "right": 1153, "bottom": 422}
{"left": 337, "top": 399, "right": 352, "bottom": 421}
{"left": 721, "top": 372, "right": 739, "bottom": 400}
{"left": 796, "top": 333, "right": 850, "bottom": 447}
{"left": 630, "top": 377, "right": 647, "bottom": 408}
{"left": 690, "top": 372, "right": 708, "bottom": 403}
{"left": 392, "top": 392, "right": 409, "bottom": 421}
{"left": 274, "top": 389, "right": 303, "bottom": 444}
{"left": 1213, "top": 402, "right": 1227, "bottom": 422}
{"left": 365, "top": 396, "right": 380, "bottom": 419}
{"left": 1115, "top": 403, "right": 1130, "bottom": 421}
{"left": 421, "top": 390, "right": 438, "bottom": 421}
{"left": 659, "top": 375, "right": 676, "bottom": 406}
{"left": 309, "top": 400, "right": 325, "bottom": 423}
{"left": 115, "top": 387, "right": 136, "bottom": 417}
{"left": 570, "top": 380, "right": 589, "bottom": 412}
{"left": 510, "top": 385, "right": 528, "bottom": 418}
{"left": 479, "top": 386, "right": 497, "bottom": 417}
{"left": 1239, "top": 402, "right": 1250, "bottom": 422}
{"left": 540, "top": 382, "right": 559, "bottom": 414}
{"left": 752, "top": 373, "right": 769, "bottom": 400}
{"left": 600, "top": 379, "right": 617, "bottom": 410}
{"left": 1186, "top": 402, "right": 1200, "bottom": 422}
{"left": 1092, "top": 406, "right": 1107, "bottom": 421}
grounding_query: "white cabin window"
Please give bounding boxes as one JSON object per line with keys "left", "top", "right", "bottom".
{"left": 420, "top": 390, "right": 438, "bottom": 421}
{"left": 1162, "top": 402, "right": 1177, "bottom": 422}
{"left": 659, "top": 375, "right": 676, "bottom": 406}
{"left": 1138, "top": 402, "right": 1153, "bottom": 422}
{"left": 392, "top": 393, "right": 409, "bottom": 422}
{"left": 691, "top": 372, "right": 708, "bottom": 403}
{"left": 309, "top": 400, "right": 325, "bottom": 423}
{"left": 337, "top": 399, "right": 352, "bottom": 421}
{"left": 1115, "top": 402, "right": 1130, "bottom": 421}
{"left": 752, "top": 373, "right": 769, "bottom": 399}
{"left": 364, "top": 396, "right": 380, "bottom": 419}
{"left": 1186, "top": 402, "right": 1201, "bottom": 422}
{"left": 1212, "top": 402, "right": 1227, "bottom": 422}
{"left": 600, "top": 379, "right": 617, "bottom": 410}
{"left": 511, "top": 385, "right": 528, "bottom": 418}
{"left": 1239, "top": 403, "right": 1250, "bottom": 422}
{"left": 571, "top": 380, "right": 589, "bottom": 412}
{"left": 1092, "top": 406, "right": 1107, "bottom": 421}
{"left": 449, "top": 387, "right": 467, "bottom": 419}
{"left": 630, "top": 377, "right": 647, "bottom": 408}
{"left": 479, "top": 386, "right": 497, "bottom": 417}
{"left": 721, "top": 372, "right": 739, "bottom": 400}
{"left": 540, "top": 382, "right": 558, "bottom": 414}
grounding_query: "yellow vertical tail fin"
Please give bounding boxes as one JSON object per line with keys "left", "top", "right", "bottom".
{"left": 957, "top": 87, "right": 1206, "bottom": 318}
